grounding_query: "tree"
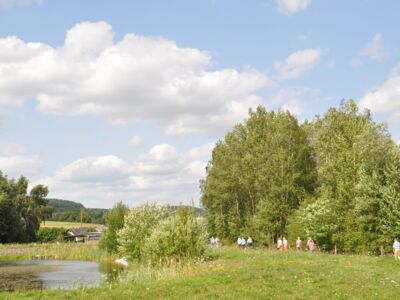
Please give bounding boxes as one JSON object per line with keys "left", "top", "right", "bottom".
{"left": 100, "top": 202, "right": 129, "bottom": 253}
{"left": 201, "top": 106, "right": 316, "bottom": 244}
{"left": 0, "top": 171, "right": 51, "bottom": 243}
{"left": 299, "top": 100, "right": 393, "bottom": 252}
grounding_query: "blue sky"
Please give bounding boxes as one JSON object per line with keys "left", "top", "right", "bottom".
{"left": 0, "top": 0, "right": 399, "bottom": 208}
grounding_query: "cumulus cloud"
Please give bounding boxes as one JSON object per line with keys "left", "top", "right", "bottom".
{"left": 270, "top": 86, "right": 319, "bottom": 116}
{"left": 275, "top": 48, "right": 321, "bottom": 80}
{"left": 360, "top": 66, "right": 400, "bottom": 119}
{"left": 0, "top": 142, "right": 42, "bottom": 177}
{"left": 35, "top": 143, "right": 214, "bottom": 208}
{"left": 358, "top": 33, "right": 389, "bottom": 61}
{"left": 0, "top": 21, "right": 269, "bottom": 136}
{"left": 277, "top": 0, "right": 312, "bottom": 15}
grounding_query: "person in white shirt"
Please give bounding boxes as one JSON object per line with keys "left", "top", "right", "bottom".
{"left": 296, "top": 237, "right": 302, "bottom": 251}
{"left": 277, "top": 237, "right": 283, "bottom": 251}
{"left": 393, "top": 239, "right": 400, "bottom": 259}
{"left": 247, "top": 237, "right": 253, "bottom": 248}
{"left": 237, "top": 237, "right": 241, "bottom": 248}
{"left": 283, "top": 237, "right": 288, "bottom": 250}
{"left": 241, "top": 237, "right": 246, "bottom": 249}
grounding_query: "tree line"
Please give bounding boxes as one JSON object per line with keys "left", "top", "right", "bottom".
{"left": 201, "top": 100, "right": 399, "bottom": 254}
{"left": 0, "top": 172, "right": 51, "bottom": 243}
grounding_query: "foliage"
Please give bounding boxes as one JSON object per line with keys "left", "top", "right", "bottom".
{"left": 202, "top": 100, "right": 400, "bottom": 254}
{"left": 47, "top": 198, "right": 107, "bottom": 224}
{"left": 201, "top": 106, "right": 316, "bottom": 244}
{"left": 0, "top": 172, "right": 50, "bottom": 243}
{"left": 99, "top": 202, "right": 129, "bottom": 253}
{"left": 117, "top": 204, "right": 207, "bottom": 263}
{"left": 117, "top": 203, "right": 170, "bottom": 260}
{"left": 35, "top": 227, "right": 67, "bottom": 243}
{"left": 142, "top": 206, "right": 207, "bottom": 264}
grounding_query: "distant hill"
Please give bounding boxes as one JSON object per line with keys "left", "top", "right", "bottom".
{"left": 46, "top": 199, "right": 205, "bottom": 224}
{"left": 46, "top": 198, "right": 107, "bottom": 224}
{"left": 47, "top": 198, "right": 85, "bottom": 213}
{"left": 170, "top": 205, "right": 205, "bottom": 217}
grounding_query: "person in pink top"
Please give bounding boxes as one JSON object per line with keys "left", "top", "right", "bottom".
{"left": 308, "top": 239, "right": 316, "bottom": 252}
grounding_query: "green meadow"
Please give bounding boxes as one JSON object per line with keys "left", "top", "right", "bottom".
{"left": 1, "top": 246, "right": 400, "bottom": 299}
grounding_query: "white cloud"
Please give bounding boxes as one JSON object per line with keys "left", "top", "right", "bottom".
{"left": 0, "top": 0, "right": 42, "bottom": 7}
{"left": 358, "top": 33, "right": 389, "bottom": 61}
{"left": 0, "top": 21, "right": 269, "bottom": 136}
{"left": 35, "top": 142, "right": 214, "bottom": 208}
{"left": 0, "top": 141, "right": 25, "bottom": 156}
{"left": 129, "top": 136, "right": 143, "bottom": 147}
{"left": 360, "top": 66, "right": 400, "bottom": 119}
{"left": 275, "top": 48, "right": 321, "bottom": 80}
{"left": 270, "top": 86, "right": 319, "bottom": 116}
{"left": 0, "top": 142, "right": 42, "bottom": 177}
{"left": 277, "top": 0, "right": 312, "bottom": 15}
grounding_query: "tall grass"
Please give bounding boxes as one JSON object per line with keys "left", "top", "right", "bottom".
{"left": 0, "top": 242, "right": 110, "bottom": 262}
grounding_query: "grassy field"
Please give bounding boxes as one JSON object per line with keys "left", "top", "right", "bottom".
{"left": 1, "top": 246, "right": 400, "bottom": 299}
{"left": 0, "top": 242, "right": 108, "bottom": 262}
{"left": 40, "top": 221, "right": 104, "bottom": 229}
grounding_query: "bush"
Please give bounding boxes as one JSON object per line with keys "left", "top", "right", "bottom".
{"left": 117, "top": 204, "right": 207, "bottom": 264}
{"left": 142, "top": 207, "right": 207, "bottom": 264}
{"left": 117, "top": 203, "right": 170, "bottom": 260}
{"left": 36, "top": 227, "right": 67, "bottom": 243}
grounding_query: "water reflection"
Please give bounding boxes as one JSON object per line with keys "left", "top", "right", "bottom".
{"left": 0, "top": 260, "right": 107, "bottom": 291}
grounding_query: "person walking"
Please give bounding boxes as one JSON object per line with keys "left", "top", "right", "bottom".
{"left": 393, "top": 239, "right": 400, "bottom": 259}
{"left": 237, "top": 237, "right": 241, "bottom": 248}
{"left": 241, "top": 237, "right": 246, "bottom": 249}
{"left": 308, "top": 239, "right": 316, "bottom": 252}
{"left": 283, "top": 237, "right": 288, "bottom": 250}
{"left": 277, "top": 237, "right": 283, "bottom": 251}
{"left": 296, "top": 237, "right": 302, "bottom": 251}
{"left": 247, "top": 237, "right": 253, "bottom": 248}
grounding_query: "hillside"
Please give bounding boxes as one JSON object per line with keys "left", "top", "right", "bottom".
{"left": 46, "top": 198, "right": 107, "bottom": 224}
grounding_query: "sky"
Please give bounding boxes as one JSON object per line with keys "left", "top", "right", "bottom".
{"left": 0, "top": 0, "right": 399, "bottom": 208}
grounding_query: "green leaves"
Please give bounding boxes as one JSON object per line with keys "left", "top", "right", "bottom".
{"left": 0, "top": 171, "right": 50, "bottom": 243}
{"left": 201, "top": 106, "right": 315, "bottom": 244}
{"left": 117, "top": 204, "right": 206, "bottom": 264}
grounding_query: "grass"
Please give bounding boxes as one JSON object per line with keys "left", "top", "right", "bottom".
{"left": 40, "top": 221, "right": 104, "bottom": 229}
{"left": 1, "top": 246, "right": 400, "bottom": 299}
{"left": 0, "top": 242, "right": 109, "bottom": 262}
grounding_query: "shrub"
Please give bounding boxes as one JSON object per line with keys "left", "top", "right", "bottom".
{"left": 117, "top": 203, "right": 170, "bottom": 260}
{"left": 142, "top": 207, "right": 207, "bottom": 264}
{"left": 117, "top": 204, "right": 207, "bottom": 264}
{"left": 36, "top": 227, "right": 67, "bottom": 243}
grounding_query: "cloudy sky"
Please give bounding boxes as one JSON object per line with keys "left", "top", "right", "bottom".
{"left": 0, "top": 0, "right": 399, "bottom": 208}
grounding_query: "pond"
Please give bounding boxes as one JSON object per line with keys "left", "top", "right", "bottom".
{"left": 0, "top": 260, "right": 121, "bottom": 292}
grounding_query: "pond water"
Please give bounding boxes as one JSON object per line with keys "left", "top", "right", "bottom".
{"left": 0, "top": 260, "right": 120, "bottom": 292}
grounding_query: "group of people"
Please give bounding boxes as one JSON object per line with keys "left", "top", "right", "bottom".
{"left": 237, "top": 237, "right": 253, "bottom": 248}
{"left": 209, "top": 236, "right": 220, "bottom": 247}
{"left": 277, "top": 237, "right": 316, "bottom": 252}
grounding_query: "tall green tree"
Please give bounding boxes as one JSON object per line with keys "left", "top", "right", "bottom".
{"left": 100, "top": 201, "right": 129, "bottom": 253}
{"left": 0, "top": 172, "right": 51, "bottom": 243}
{"left": 301, "top": 100, "right": 393, "bottom": 252}
{"left": 201, "top": 106, "right": 316, "bottom": 244}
